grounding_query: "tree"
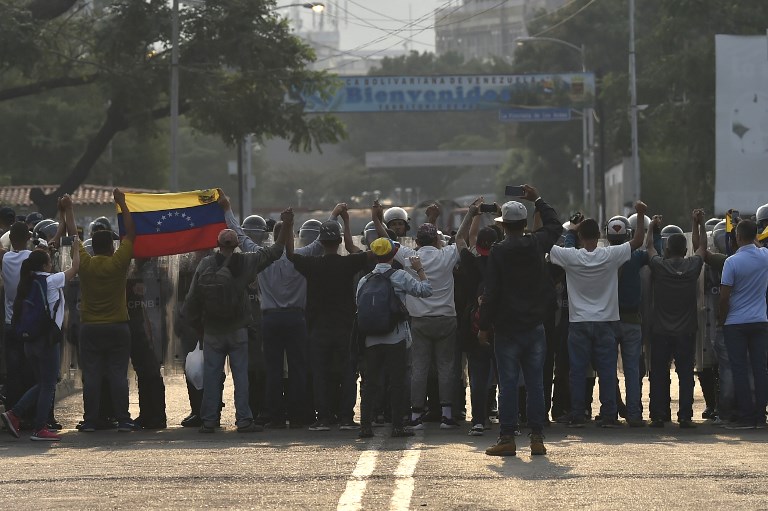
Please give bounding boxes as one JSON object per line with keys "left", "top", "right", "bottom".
{"left": 0, "top": 0, "right": 345, "bottom": 216}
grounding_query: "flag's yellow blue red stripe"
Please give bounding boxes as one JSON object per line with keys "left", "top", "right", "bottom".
{"left": 116, "top": 189, "right": 225, "bottom": 258}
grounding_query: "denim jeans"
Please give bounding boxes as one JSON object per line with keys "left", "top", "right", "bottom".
{"left": 568, "top": 321, "right": 619, "bottom": 421}
{"left": 617, "top": 322, "right": 643, "bottom": 421}
{"left": 494, "top": 324, "right": 547, "bottom": 435}
{"left": 3, "top": 323, "right": 35, "bottom": 410}
{"left": 13, "top": 337, "right": 61, "bottom": 430}
{"left": 723, "top": 323, "right": 768, "bottom": 425}
{"left": 80, "top": 323, "right": 132, "bottom": 423}
{"left": 262, "top": 309, "right": 310, "bottom": 423}
{"left": 467, "top": 342, "right": 494, "bottom": 427}
{"left": 309, "top": 326, "right": 356, "bottom": 422}
{"left": 711, "top": 328, "right": 735, "bottom": 420}
{"left": 410, "top": 316, "right": 457, "bottom": 411}
{"left": 650, "top": 333, "right": 695, "bottom": 421}
{"left": 360, "top": 341, "right": 407, "bottom": 429}
{"left": 201, "top": 328, "right": 252, "bottom": 428}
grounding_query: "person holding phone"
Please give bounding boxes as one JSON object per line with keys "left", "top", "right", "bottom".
{"left": 477, "top": 185, "right": 562, "bottom": 457}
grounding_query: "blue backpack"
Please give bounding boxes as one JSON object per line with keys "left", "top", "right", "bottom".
{"left": 15, "top": 274, "right": 58, "bottom": 341}
{"left": 356, "top": 269, "right": 408, "bottom": 336}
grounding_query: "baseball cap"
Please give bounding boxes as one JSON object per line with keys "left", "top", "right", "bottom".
{"left": 494, "top": 201, "right": 528, "bottom": 223}
{"left": 475, "top": 227, "right": 498, "bottom": 256}
{"left": 318, "top": 221, "right": 342, "bottom": 242}
{"left": 606, "top": 218, "right": 628, "bottom": 237}
{"left": 217, "top": 228, "right": 238, "bottom": 248}
{"left": 416, "top": 223, "right": 438, "bottom": 244}
{"left": 370, "top": 237, "right": 400, "bottom": 259}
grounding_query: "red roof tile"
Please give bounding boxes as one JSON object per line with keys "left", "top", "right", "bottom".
{"left": 0, "top": 184, "right": 165, "bottom": 208}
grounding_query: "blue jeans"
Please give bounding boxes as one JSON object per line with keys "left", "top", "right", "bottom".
{"left": 467, "top": 342, "right": 495, "bottom": 427}
{"left": 262, "top": 309, "right": 310, "bottom": 423}
{"left": 494, "top": 324, "right": 547, "bottom": 435}
{"left": 617, "top": 322, "right": 643, "bottom": 421}
{"left": 650, "top": 333, "right": 695, "bottom": 421}
{"left": 711, "top": 328, "right": 735, "bottom": 420}
{"left": 13, "top": 337, "right": 61, "bottom": 430}
{"left": 309, "top": 327, "right": 356, "bottom": 422}
{"left": 201, "top": 329, "right": 252, "bottom": 428}
{"left": 568, "top": 322, "right": 619, "bottom": 420}
{"left": 723, "top": 323, "right": 768, "bottom": 425}
{"left": 80, "top": 323, "right": 132, "bottom": 423}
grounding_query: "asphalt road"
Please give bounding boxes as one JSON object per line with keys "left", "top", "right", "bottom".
{"left": 1, "top": 374, "right": 767, "bottom": 510}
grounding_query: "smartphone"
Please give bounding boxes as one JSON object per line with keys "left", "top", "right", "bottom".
{"left": 479, "top": 204, "right": 497, "bottom": 213}
{"left": 505, "top": 185, "right": 525, "bottom": 197}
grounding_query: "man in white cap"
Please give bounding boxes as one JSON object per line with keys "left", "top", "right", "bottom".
{"left": 477, "top": 184, "right": 562, "bottom": 457}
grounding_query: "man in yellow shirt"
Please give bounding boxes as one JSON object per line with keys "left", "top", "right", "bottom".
{"left": 68, "top": 189, "right": 136, "bottom": 432}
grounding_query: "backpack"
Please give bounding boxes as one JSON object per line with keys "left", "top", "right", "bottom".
{"left": 356, "top": 269, "right": 408, "bottom": 336}
{"left": 15, "top": 274, "right": 59, "bottom": 341}
{"left": 197, "top": 255, "right": 242, "bottom": 320}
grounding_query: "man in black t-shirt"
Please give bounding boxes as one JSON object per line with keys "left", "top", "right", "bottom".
{"left": 288, "top": 209, "right": 372, "bottom": 431}
{"left": 647, "top": 211, "right": 706, "bottom": 428}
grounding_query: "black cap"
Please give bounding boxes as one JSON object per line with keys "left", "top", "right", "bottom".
{"left": 0, "top": 207, "right": 16, "bottom": 225}
{"left": 318, "top": 221, "right": 342, "bottom": 241}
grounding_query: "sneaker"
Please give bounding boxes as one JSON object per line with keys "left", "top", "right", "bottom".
{"left": 308, "top": 420, "right": 331, "bottom": 432}
{"left": 199, "top": 424, "right": 215, "bottom": 433}
{"left": 47, "top": 421, "right": 63, "bottom": 431}
{"left": 117, "top": 420, "right": 137, "bottom": 432}
{"left": 134, "top": 416, "right": 167, "bottom": 430}
{"left": 755, "top": 422, "right": 767, "bottom": 430}
{"left": 181, "top": 414, "right": 202, "bottom": 428}
{"left": 554, "top": 414, "right": 571, "bottom": 424}
{"left": 264, "top": 421, "right": 287, "bottom": 429}
{"left": 711, "top": 416, "right": 728, "bottom": 426}
{"left": 598, "top": 418, "right": 622, "bottom": 428}
{"left": 2, "top": 410, "right": 21, "bottom": 438}
{"left": 701, "top": 407, "right": 715, "bottom": 420}
{"left": 627, "top": 419, "right": 646, "bottom": 428}
{"left": 724, "top": 422, "right": 756, "bottom": 430}
{"left": 237, "top": 421, "right": 264, "bottom": 433}
{"left": 440, "top": 417, "right": 460, "bottom": 429}
{"left": 649, "top": 419, "right": 664, "bottom": 428}
{"left": 30, "top": 428, "right": 62, "bottom": 442}
{"left": 358, "top": 425, "right": 374, "bottom": 438}
{"left": 529, "top": 433, "right": 547, "bottom": 455}
{"left": 77, "top": 421, "right": 97, "bottom": 433}
{"left": 391, "top": 427, "right": 414, "bottom": 438}
{"left": 468, "top": 424, "right": 485, "bottom": 436}
{"left": 405, "top": 418, "right": 424, "bottom": 431}
{"left": 485, "top": 435, "right": 516, "bottom": 456}
{"left": 339, "top": 419, "right": 361, "bottom": 431}
{"left": 567, "top": 416, "right": 586, "bottom": 428}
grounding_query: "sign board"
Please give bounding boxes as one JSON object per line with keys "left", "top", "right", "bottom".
{"left": 366, "top": 150, "right": 507, "bottom": 169}
{"left": 498, "top": 108, "right": 572, "bottom": 122}
{"left": 715, "top": 35, "right": 768, "bottom": 214}
{"left": 302, "top": 73, "right": 595, "bottom": 113}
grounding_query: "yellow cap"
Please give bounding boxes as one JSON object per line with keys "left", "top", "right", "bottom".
{"left": 370, "top": 237, "right": 398, "bottom": 257}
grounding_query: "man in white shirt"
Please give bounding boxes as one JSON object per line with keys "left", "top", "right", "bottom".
{"left": 1, "top": 222, "right": 33, "bottom": 409}
{"left": 549, "top": 201, "right": 647, "bottom": 427}
{"left": 373, "top": 201, "right": 469, "bottom": 429}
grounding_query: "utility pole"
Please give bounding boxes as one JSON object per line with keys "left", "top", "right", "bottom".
{"left": 629, "top": 0, "right": 640, "bottom": 201}
{"left": 170, "top": 0, "right": 179, "bottom": 192}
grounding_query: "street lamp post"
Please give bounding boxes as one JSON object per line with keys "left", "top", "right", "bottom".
{"left": 629, "top": 0, "right": 641, "bottom": 202}
{"left": 515, "top": 37, "right": 596, "bottom": 218}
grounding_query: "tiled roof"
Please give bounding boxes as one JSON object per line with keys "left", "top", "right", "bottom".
{"left": 0, "top": 184, "right": 164, "bottom": 208}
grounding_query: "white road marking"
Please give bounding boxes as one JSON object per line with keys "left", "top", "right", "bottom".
{"left": 389, "top": 439, "right": 422, "bottom": 511}
{"left": 337, "top": 438, "right": 383, "bottom": 511}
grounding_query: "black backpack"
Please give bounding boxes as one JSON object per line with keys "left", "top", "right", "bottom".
{"left": 14, "top": 274, "right": 59, "bottom": 341}
{"left": 197, "top": 254, "right": 242, "bottom": 320}
{"left": 356, "top": 269, "right": 408, "bottom": 336}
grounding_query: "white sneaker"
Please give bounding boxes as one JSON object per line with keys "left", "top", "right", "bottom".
{"left": 468, "top": 424, "right": 485, "bottom": 436}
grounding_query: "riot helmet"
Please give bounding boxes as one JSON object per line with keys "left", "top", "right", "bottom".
{"left": 83, "top": 237, "right": 94, "bottom": 256}
{"left": 298, "top": 219, "right": 322, "bottom": 247}
{"left": 89, "top": 216, "right": 112, "bottom": 237}
{"left": 34, "top": 219, "right": 59, "bottom": 242}
{"left": 383, "top": 207, "right": 411, "bottom": 236}
{"left": 361, "top": 221, "right": 378, "bottom": 247}
{"left": 242, "top": 215, "right": 268, "bottom": 245}
{"left": 712, "top": 220, "right": 727, "bottom": 254}
{"left": 605, "top": 215, "right": 630, "bottom": 244}
{"left": 25, "top": 212, "right": 44, "bottom": 229}
{"left": 704, "top": 218, "right": 722, "bottom": 232}
{"left": 660, "top": 224, "right": 684, "bottom": 240}
{"left": 627, "top": 213, "right": 651, "bottom": 232}
{"left": 756, "top": 203, "right": 768, "bottom": 231}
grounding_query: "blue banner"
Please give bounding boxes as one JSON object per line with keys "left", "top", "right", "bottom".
{"left": 498, "top": 108, "right": 573, "bottom": 122}
{"left": 302, "top": 73, "right": 595, "bottom": 113}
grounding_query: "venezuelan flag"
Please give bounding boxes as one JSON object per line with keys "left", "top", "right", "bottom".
{"left": 116, "top": 189, "right": 225, "bottom": 258}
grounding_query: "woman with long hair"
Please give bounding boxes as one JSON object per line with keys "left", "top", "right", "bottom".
{"left": 1, "top": 238, "right": 80, "bottom": 441}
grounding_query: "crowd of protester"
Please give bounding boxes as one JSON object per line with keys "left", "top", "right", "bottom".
{"left": 1, "top": 186, "right": 767, "bottom": 458}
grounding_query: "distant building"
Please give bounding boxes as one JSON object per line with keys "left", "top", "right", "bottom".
{"left": 435, "top": 0, "right": 569, "bottom": 61}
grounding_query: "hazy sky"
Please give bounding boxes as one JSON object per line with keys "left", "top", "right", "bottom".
{"left": 279, "top": 0, "right": 443, "bottom": 53}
